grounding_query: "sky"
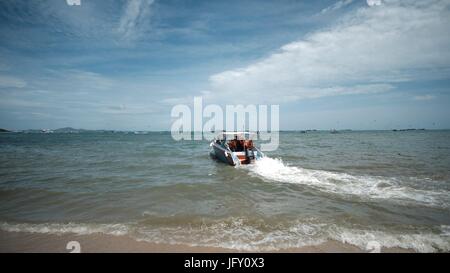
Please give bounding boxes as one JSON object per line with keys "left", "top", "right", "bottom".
{"left": 0, "top": 0, "right": 449, "bottom": 131}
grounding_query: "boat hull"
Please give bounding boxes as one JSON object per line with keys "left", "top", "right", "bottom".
{"left": 211, "top": 144, "right": 237, "bottom": 166}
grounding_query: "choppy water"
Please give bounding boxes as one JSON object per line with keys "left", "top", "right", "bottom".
{"left": 0, "top": 131, "right": 449, "bottom": 252}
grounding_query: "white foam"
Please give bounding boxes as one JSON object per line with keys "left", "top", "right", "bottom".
{"left": 135, "top": 219, "right": 449, "bottom": 252}
{"left": 132, "top": 218, "right": 328, "bottom": 251}
{"left": 245, "top": 157, "right": 450, "bottom": 207}
{"left": 0, "top": 222, "right": 130, "bottom": 236}
{"left": 1, "top": 220, "right": 449, "bottom": 252}
{"left": 440, "top": 225, "right": 450, "bottom": 237}
{"left": 329, "top": 226, "right": 450, "bottom": 253}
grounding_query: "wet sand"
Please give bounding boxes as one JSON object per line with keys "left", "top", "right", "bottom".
{"left": 0, "top": 230, "right": 414, "bottom": 253}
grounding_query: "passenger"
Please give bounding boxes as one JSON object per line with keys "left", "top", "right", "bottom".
{"left": 234, "top": 136, "right": 240, "bottom": 151}
{"left": 236, "top": 139, "right": 244, "bottom": 151}
{"left": 228, "top": 140, "right": 236, "bottom": 151}
{"left": 246, "top": 140, "right": 254, "bottom": 149}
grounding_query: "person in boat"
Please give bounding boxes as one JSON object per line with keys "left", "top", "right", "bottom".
{"left": 228, "top": 136, "right": 237, "bottom": 152}
{"left": 235, "top": 136, "right": 244, "bottom": 151}
{"left": 227, "top": 135, "right": 250, "bottom": 152}
{"left": 245, "top": 140, "right": 254, "bottom": 150}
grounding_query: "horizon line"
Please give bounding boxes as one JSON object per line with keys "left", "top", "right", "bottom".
{"left": 3, "top": 128, "right": 450, "bottom": 132}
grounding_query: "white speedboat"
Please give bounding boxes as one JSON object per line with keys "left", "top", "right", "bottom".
{"left": 209, "top": 132, "right": 264, "bottom": 166}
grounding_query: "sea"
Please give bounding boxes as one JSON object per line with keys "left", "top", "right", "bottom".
{"left": 0, "top": 130, "right": 449, "bottom": 252}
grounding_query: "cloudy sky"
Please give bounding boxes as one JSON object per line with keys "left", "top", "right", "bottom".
{"left": 0, "top": 0, "right": 449, "bottom": 130}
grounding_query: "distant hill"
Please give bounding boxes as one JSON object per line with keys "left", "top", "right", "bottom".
{"left": 53, "top": 127, "right": 86, "bottom": 133}
{"left": 20, "top": 127, "right": 89, "bottom": 133}
{"left": 0, "top": 128, "right": 11, "bottom": 133}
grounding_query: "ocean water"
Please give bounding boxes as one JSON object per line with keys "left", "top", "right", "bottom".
{"left": 0, "top": 131, "right": 449, "bottom": 252}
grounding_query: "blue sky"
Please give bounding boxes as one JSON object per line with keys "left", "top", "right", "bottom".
{"left": 0, "top": 0, "right": 449, "bottom": 130}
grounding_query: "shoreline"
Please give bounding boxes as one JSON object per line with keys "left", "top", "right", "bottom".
{"left": 0, "top": 230, "right": 414, "bottom": 253}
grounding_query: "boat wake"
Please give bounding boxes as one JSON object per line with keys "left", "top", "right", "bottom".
{"left": 245, "top": 157, "right": 450, "bottom": 208}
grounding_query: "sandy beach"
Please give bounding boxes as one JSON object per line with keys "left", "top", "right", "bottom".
{"left": 0, "top": 230, "right": 415, "bottom": 253}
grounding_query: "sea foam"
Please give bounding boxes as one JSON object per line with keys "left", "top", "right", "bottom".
{"left": 245, "top": 157, "right": 450, "bottom": 208}
{"left": 1, "top": 219, "right": 449, "bottom": 252}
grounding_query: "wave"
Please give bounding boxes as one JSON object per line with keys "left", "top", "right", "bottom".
{"left": 244, "top": 157, "right": 450, "bottom": 208}
{"left": 0, "top": 222, "right": 130, "bottom": 236}
{"left": 1, "top": 219, "right": 449, "bottom": 252}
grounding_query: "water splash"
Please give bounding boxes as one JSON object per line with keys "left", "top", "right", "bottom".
{"left": 245, "top": 157, "right": 449, "bottom": 208}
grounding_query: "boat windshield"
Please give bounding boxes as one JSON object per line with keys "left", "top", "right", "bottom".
{"left": 215, "top": 132, "right": 256, "bottom": 140}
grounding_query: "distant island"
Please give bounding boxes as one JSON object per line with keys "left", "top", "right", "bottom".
{"left": 53, "top": 127, "right": 88, "bottom": 133}
{"left": 20, "top": 127, "right": 107, "bottom": 134}
{"left": 19, "top": 127, "right": 129, "bottom": 134}
{"left": 392, "top": 128, "right": 426, "bottom": 132}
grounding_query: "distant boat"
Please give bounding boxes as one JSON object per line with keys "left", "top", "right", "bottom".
{"left": 209, "top": 132, "right": 264, "bottom": 166}
{"left": 330, "top": 129, "right": 339, "bottom": 134}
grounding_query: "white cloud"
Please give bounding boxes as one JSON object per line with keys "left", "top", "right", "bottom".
{"left": 0, "top": 98, "right": 46, "bottom": 108}
{"left": 413, "top": 94, "right": 436, "bottom": 101}
{"left": 32, "top": 69, "right": 114, "bottom": 93}
{"left": 99, "top": 104, "right": 156, "bottom": 115}
{"left": 0, "top": 75, "right": 27, "bottom": 88}
{"left": 321, "top": 0, "right": 354, "bottom": 14}
{"left": 118, "top": 0, "right": 155, "bottom": 42}
{"left": 207, "top": 0, "right": 450, "bottom": 104}
{"left": 367, "top": 0, "right": 382, "bottom": 6}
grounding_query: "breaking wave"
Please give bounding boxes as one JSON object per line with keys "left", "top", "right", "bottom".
{"left": 0, "top": 222, "right": 130, "bottom": 236}
{"left": 1, "top": 219, "right": 449, "bottom": 252}
{"left": 245, "top": 157, "right": 450, "bottom": 208}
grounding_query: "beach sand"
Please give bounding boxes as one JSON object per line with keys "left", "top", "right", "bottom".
{"left": 0, "top": 230, "right": 414, "bottom": 253}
